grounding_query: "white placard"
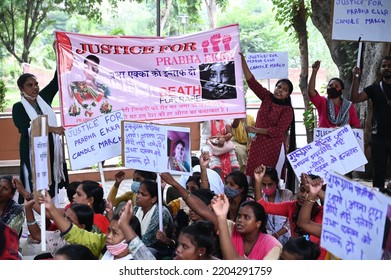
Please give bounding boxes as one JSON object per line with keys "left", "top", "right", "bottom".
{"left": 122, "top": 121, "right": 191, "bottom": 175}
{"left": 322, "top": 171, "right": 390, "bottom": 259}
{"left": 332, "top": 0, "right": 391, "bottom": 42}
{"left": 288, "top": 125, "right": 368, "bottom": 179}
{"left": 246, "top": 52, "right": 288, "bottom": 80}
{"left": 314, "top": 127, "right": 365, "bottom": 172}
{"left": 65, "top": 110, "right": 124, "bottom": 170}
{"left": 33, "top": 135, "right": 49, "bottom": 191}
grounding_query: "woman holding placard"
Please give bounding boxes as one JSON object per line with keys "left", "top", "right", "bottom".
{"left": 12, "top": 69, "right": 68, "bottom": 201}
{"left": 240, "top": 53, "right": 296, "bottom": 185}
{"left": 308, "top": 60, "right": 361, "bottom": 129}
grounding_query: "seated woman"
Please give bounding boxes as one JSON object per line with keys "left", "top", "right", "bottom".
{"left": 25, "top": 200, "right": 94, "bottom": 258}
{"left": 167, "top": 139, "right": 190, "bottom": 172}
{"left": 160, "top": 173, "right": 281, "bottom": 260}
{"left": 280, "top": 237, "right": 320, "bottom": 260}
{"left": 107, "top": 169, "right": 157, "bottom": 213}
{"left": 38, "top": 192, "right": 154, "bottom": 260}
{"left": 254, "top": 166, "right": 293, "bottom": 245}
{"left": 0, "top": 220, "right": 21, "bottom": 260}
{"left": 254, "top": 166, "right": 326, "bottom": 259}
{"left": 0, "top": 176, "right": 24, "bottom": 236}
{"left": 72, "top": 180, "right": 109, "bottom": 234}
{"left": 134, "top": 179, "right": 174, "bottom": 259}
{"left": 211, "top": 194, "right": 282, "bottom": 260}
{"left": 174, "top": 220, "right": 219, "bottom": 260}
{"left": 201, "top": 119, "right": 239, "bottom": 181}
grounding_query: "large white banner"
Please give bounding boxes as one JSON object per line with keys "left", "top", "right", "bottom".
{"left": 287, "top": 125, "right": 367, "bottom": 179}
{"left": 56, "top": 24, "right": 246, "bottom": 128}
{"left": 65, "top": 110, "right": 124, "bottom": 170}
{"left": 322, "top": 171, "right": 390, "bottom": 259}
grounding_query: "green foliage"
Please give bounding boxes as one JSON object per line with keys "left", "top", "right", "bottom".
{"left": 303, "top": 102, "right": 315, "bottom": 133}
{"left": 0, "top": 79, "right": 8, "bottom": 112}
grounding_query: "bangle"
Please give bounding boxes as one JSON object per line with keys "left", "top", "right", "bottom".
{"left": 274, "top": 232, "right": 280, "bottom": 239}
{"left": 27, "top": 220, "right": 37, "bottom": 226}
{"left": 184, "top": 191, "right": 191, "bottom": 202}
{"left": 306, "top": 198, "right": 316, "bottom": 204}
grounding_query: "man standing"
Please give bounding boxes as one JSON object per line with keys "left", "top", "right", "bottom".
{"left": 351, "top": 56, "right": 391, "bottom": 190}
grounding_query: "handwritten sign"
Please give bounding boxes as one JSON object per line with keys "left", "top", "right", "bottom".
{"left": 56, "top": 24, "right": 246, "bottom": 128}
{"left": 65, "top": 110, "right": 124, "bottom": 170}
{"left": 33, "top": 136, "right": 49, "bottom": 191}
{"left": 314, "top": 127, "right": 365, "bottom": 172}
{"left": 122, "top": 121, "right": 191, "bottom": 175}
{"left": 245, "top": 52, "right": 288, "bottom": 80}
{"left": 332, "top": 0, "right": 391, "bottom": 42}
{"left": 322, "top": 171, "right": 390, "bottom": 259}
{"left": 287, "top": 125, "right": 367, "bottom": 179}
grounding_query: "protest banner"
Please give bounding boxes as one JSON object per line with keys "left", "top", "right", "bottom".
{"left": 287, "top": 125, "right": 367, "bottom": 179}
{"left": 65, "top": 110, "right": 124, "bottom": 170}
{"left": 314, "top": 127, "right": 365, "bottom": 171}
{"left": 322, "top": 171, "right": 391, "bottom": 259}
{"left": 55, "top": 24, "right": 246, "bottom": 128}
{"left": 331, "top": 0, "right": 391, "bottom": 42}
{"left": 245, "top": 52, "right": 288, "bottom": 80}
{"left": 122, "top": 121, "right": 191, "bottom": 175}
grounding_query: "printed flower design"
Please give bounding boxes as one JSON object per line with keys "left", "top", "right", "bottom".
{"left": 68, "top": 103, "right": 81, "bottom": 116}
{"left": 100, "top": 100, "right": 112, "bottom": 114}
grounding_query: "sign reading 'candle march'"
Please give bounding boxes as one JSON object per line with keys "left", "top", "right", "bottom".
{"left": 287, "top": 125, "right": 367, "bottom": 179}
{"left": 65, "top": 110, "right": 124, "bottom": 170}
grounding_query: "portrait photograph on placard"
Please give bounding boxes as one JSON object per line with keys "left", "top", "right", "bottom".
{"left": 167, "top": 130, "right": 191, "bottom": 173}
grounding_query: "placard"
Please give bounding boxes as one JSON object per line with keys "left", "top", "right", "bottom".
{"left": 332, "top": 0, "right": 391, "bottom": 42}
{"left": 245, "top": 52, "right": 288, "bottom": 80}
{"left": 65, "top": 110, "right": 124, "bottom": 170}
{"left": 122, "top": 121, "right": 191, "bottom": 175}
{"left": 322, "top": 171, "right": 390, "bottom": 259}
{"left": 314, "top": 127, "right": 365, "bottom": 171}
{"left": 287, "top": 125, "right": 367, "bottom": 179}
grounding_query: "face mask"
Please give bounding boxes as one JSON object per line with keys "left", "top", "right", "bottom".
{"left": 22, "top": 91, "right": 37, "bottom": 101}
{"left": 106, "top": 239, "right": 128, "bottom": 256}
{"left": 224, "top": 186, "right": 241, "bottom": 199}
{"left": 327, "top": 87, "right": 342, "bottom": 99}
{"left": 131, "top": 181, "right": 141, "bottom": 193}
{"left": 263, "top": 184, "right": 277, "bottom": 196}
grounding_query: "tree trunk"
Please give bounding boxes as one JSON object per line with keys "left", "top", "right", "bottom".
{"left": 204, "top": 0, "right": 217, "bottom": 29}
{"left": 292, "top": 1, "right": 311, "bottom": 143}
{"left": 160, "top": 0, "right": 173, "bottom": 36}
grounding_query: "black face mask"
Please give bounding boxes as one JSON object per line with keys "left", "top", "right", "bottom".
{"left": 327, "top": 87, "right": 343, "bottom": 99}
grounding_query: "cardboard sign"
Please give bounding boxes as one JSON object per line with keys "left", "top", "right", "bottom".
{"left": 322, "top": 171, "right": 390, "bottom": 259}
{"left": 65, "top": 110, "right": 124, "bottom": 170}
{"left": 122, "top": 121, "right": 191, "bottom": 175}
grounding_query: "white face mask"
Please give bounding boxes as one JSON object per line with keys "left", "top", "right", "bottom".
{"left": 22, "top": 91, "right": 37, "bottom": 101}
{"left": 106, "top": 239, "right": 128, "bottom": 256}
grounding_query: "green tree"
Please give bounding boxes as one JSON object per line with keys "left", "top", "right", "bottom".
{"left": 0, "top": 0, "right": 118, "bottom": 64}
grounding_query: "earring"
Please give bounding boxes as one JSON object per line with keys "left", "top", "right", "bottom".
{"left": 198, "top": 253, "right": 202, "bottom": 257}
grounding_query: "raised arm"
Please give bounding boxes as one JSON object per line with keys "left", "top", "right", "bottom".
{"left": 296, "top": 173, "right": 323, "bottom": 238}
{"left": 199, "top": 151, "right": 211, "bottom": 190}
{"left": 211, "top": 194, "right": 245, "bottom": 260}
{"left": 308, "top": 61, "right": 320, "bottom": 97}
{"left": 240, "top": 53, "right": 253, "bottom": 81}
{"left": 253, "top": 165, "right": 267, "bottom": 201}
{"left": 160, "top": 172, "right": 218, "bottom": 229}
{"left": 37, "top": 191, "right": 72, "bottom": 233}
{"left": 350, "top": 66, "right": 369, "bottom": 103}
